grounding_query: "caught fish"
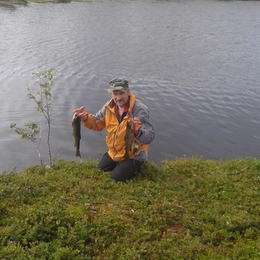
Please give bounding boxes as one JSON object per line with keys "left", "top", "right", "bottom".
{"left": 72, "top": 113, "right": 81, "bottom": 157}
{"left": 124, "top": 112, "right": 134, "bottom": 159}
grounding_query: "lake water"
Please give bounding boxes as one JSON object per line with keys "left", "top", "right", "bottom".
{"left": 1, "top": 0, "right": 260, "bottom": 171}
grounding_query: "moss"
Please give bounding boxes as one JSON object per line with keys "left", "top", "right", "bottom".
{"left": 0, "top": 158, "right": 260, "bottom": 259}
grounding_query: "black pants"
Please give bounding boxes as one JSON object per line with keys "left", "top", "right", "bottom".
{"left": 98, "top": 152, "right": 143, "bottom": 182}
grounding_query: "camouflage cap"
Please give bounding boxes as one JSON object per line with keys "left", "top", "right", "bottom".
{"left": 109, "top": 78, "right": 129, "bottom": 91}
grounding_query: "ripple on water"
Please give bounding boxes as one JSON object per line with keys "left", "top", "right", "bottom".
{"left": 1, "top": 1, "right": 260, "bottom": 170}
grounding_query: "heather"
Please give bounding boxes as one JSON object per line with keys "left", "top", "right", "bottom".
{"left": 1, "top": 157, "right": 259, "bottom": 259}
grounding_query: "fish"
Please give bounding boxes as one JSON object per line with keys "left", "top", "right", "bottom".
{"left": 124, "top": 112, "right": 134, "bottom": 159}
{"left": 72, "top": 113, "right": 81, "bottom": 157}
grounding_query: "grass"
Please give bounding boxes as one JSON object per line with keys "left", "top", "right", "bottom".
{"left": 0, "top": 157, "right": 260, "bottom": 259}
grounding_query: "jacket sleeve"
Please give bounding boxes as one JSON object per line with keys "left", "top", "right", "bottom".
{"left": 134, "top": 104, "right": 155, "bottom": 145}
{"left": 83, "top": 105, "right": 106, "bottom": 131}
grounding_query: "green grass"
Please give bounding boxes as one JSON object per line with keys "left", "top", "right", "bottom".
{"left": 0, "top": 157, "right": 260, "bottom": 259}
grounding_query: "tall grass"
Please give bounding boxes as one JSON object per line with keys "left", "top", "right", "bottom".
{"left": 1, "top": 157, "right": 260, "bottom": 259}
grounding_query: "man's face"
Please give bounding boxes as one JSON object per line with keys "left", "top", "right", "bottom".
{"left": 111, "top": 90, "right": 129, "bottom": 108}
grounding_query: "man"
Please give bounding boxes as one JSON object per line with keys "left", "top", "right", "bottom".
{"left": 73, "top": 78, "right": 155, "bottom": 182}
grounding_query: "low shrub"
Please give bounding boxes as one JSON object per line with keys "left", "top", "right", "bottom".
{"left": 0, "top": 158, "right": 260, "bottom": 259}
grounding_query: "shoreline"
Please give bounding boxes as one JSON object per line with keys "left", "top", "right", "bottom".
{"left": 0, "top": 0, "right": 85, "bottom": 5}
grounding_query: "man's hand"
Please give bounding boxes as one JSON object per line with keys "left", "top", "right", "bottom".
{"left": 133, "top": 117, "right": 142, "bottom": 136}
{"left": 73, "top": 106, "right": 88, "bottom": 121}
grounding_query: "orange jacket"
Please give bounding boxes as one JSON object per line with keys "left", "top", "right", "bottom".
{"left": 83, "top": 93, "right": 154, "bottom": 162}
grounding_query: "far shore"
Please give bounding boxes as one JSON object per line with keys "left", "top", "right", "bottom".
{"left": 0, "top": 0, "right": 85, "bottom": 5}
{"left": 0, "top": 0, "right": 254, "bottom": 7}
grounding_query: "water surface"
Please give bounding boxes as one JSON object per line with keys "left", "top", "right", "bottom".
{"left": 1, "top": 0, "right": 260, "bottom": 171}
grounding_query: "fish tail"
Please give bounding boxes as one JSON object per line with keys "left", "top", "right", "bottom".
{"left": 76, "top": 151, "right": 81, "bottom": 158}
{"left": 124, "top": 151, "right": 130, "bottom": 160}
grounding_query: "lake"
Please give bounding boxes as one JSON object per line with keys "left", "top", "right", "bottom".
{"left": 1, "top": 0, "right": 260, "bottom": 171}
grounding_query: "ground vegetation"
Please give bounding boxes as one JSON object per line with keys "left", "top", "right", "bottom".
{"left": 0, "top": 157, "right": 259, "bottom": 259}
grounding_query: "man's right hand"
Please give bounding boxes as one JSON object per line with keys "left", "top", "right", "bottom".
{"left": 73, "top": 106, "right": 88, "bottom": 121}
